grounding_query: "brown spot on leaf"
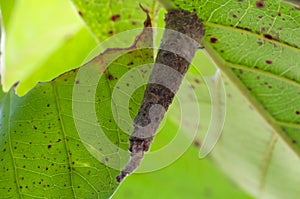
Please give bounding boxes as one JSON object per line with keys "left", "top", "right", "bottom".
{"left": 210, "top": 37, "right": 218, "bottom": 43}
{"left": 256, "top": 1, "right": 264, "bottom": 8}
{"left": 194, "top": 79, "right": 201, "bottom": 84}
{"left": 107, "top": 74, "right": 115, "bottom": 80}
{"left": 111, "top": 14, "right": 120, "bottom": 22}
{"left": 266, "top": 60, "right": 272, "bottom": 64}
{"left": 193, "top": 139, "right": 201, "bottom": 148}
{"left": 127, "top": 61, "right": 134, "bottom": 66}
{"left": 264, "top": 34, "right": 273, "bottom": 40}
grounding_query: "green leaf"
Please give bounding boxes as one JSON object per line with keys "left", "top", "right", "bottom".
{"left": 163, "top": 50, "right": 300, "bottom": 199}
{"left": 213, "top": 74, "right": 300, "bottom": 199}
{"left": 0, "top": 16, "right": 153, "bottom": 198}
{"left": 168, "top": 0, "right": 300, "bottom": 198}
{"left": 3, "top": 0, "right": 300, "bottom": 198}
{"left": 0, "top": 0, "right": 98, "bottom": 95}
{"left": 71, "top": 0, "right": 158, "bottom": 41}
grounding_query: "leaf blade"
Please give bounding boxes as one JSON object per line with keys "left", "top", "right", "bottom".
{"left": 0, "top": 14, "right": 154, "bottom": 198}
{"left": 169, "top": 0, "right": 300, "bottom": 198}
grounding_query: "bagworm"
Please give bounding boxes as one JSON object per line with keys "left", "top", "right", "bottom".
{"left": 117, "top": 9, "right": 205, "bottom": 182}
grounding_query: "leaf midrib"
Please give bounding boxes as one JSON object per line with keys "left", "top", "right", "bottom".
{"left": 202, "top": 35, "right": 300, "bottom": 159}
{"left": 226, "top": 62, "right": 300, "bottom": 92}
{"left": 222, "top": 62, "right": 300, "bottom": 129}
{"left": 8, "top": 91, "right": 23, "bottom": 198}
{"left": 202, "top": 21, "right": 300, "bottom": 195}
{"left": 51, "top": 82, "right": 76, "bottom": 197}
{"left": 259, "top": 133, "right": 278, "bottom": 196}
{"left": 204, "top": 21, "right": 300, "bottom": 52}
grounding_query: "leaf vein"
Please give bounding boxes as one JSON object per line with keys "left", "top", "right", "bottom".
{"left": 51, "top": 83, "right": 76, "bottom": 197}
